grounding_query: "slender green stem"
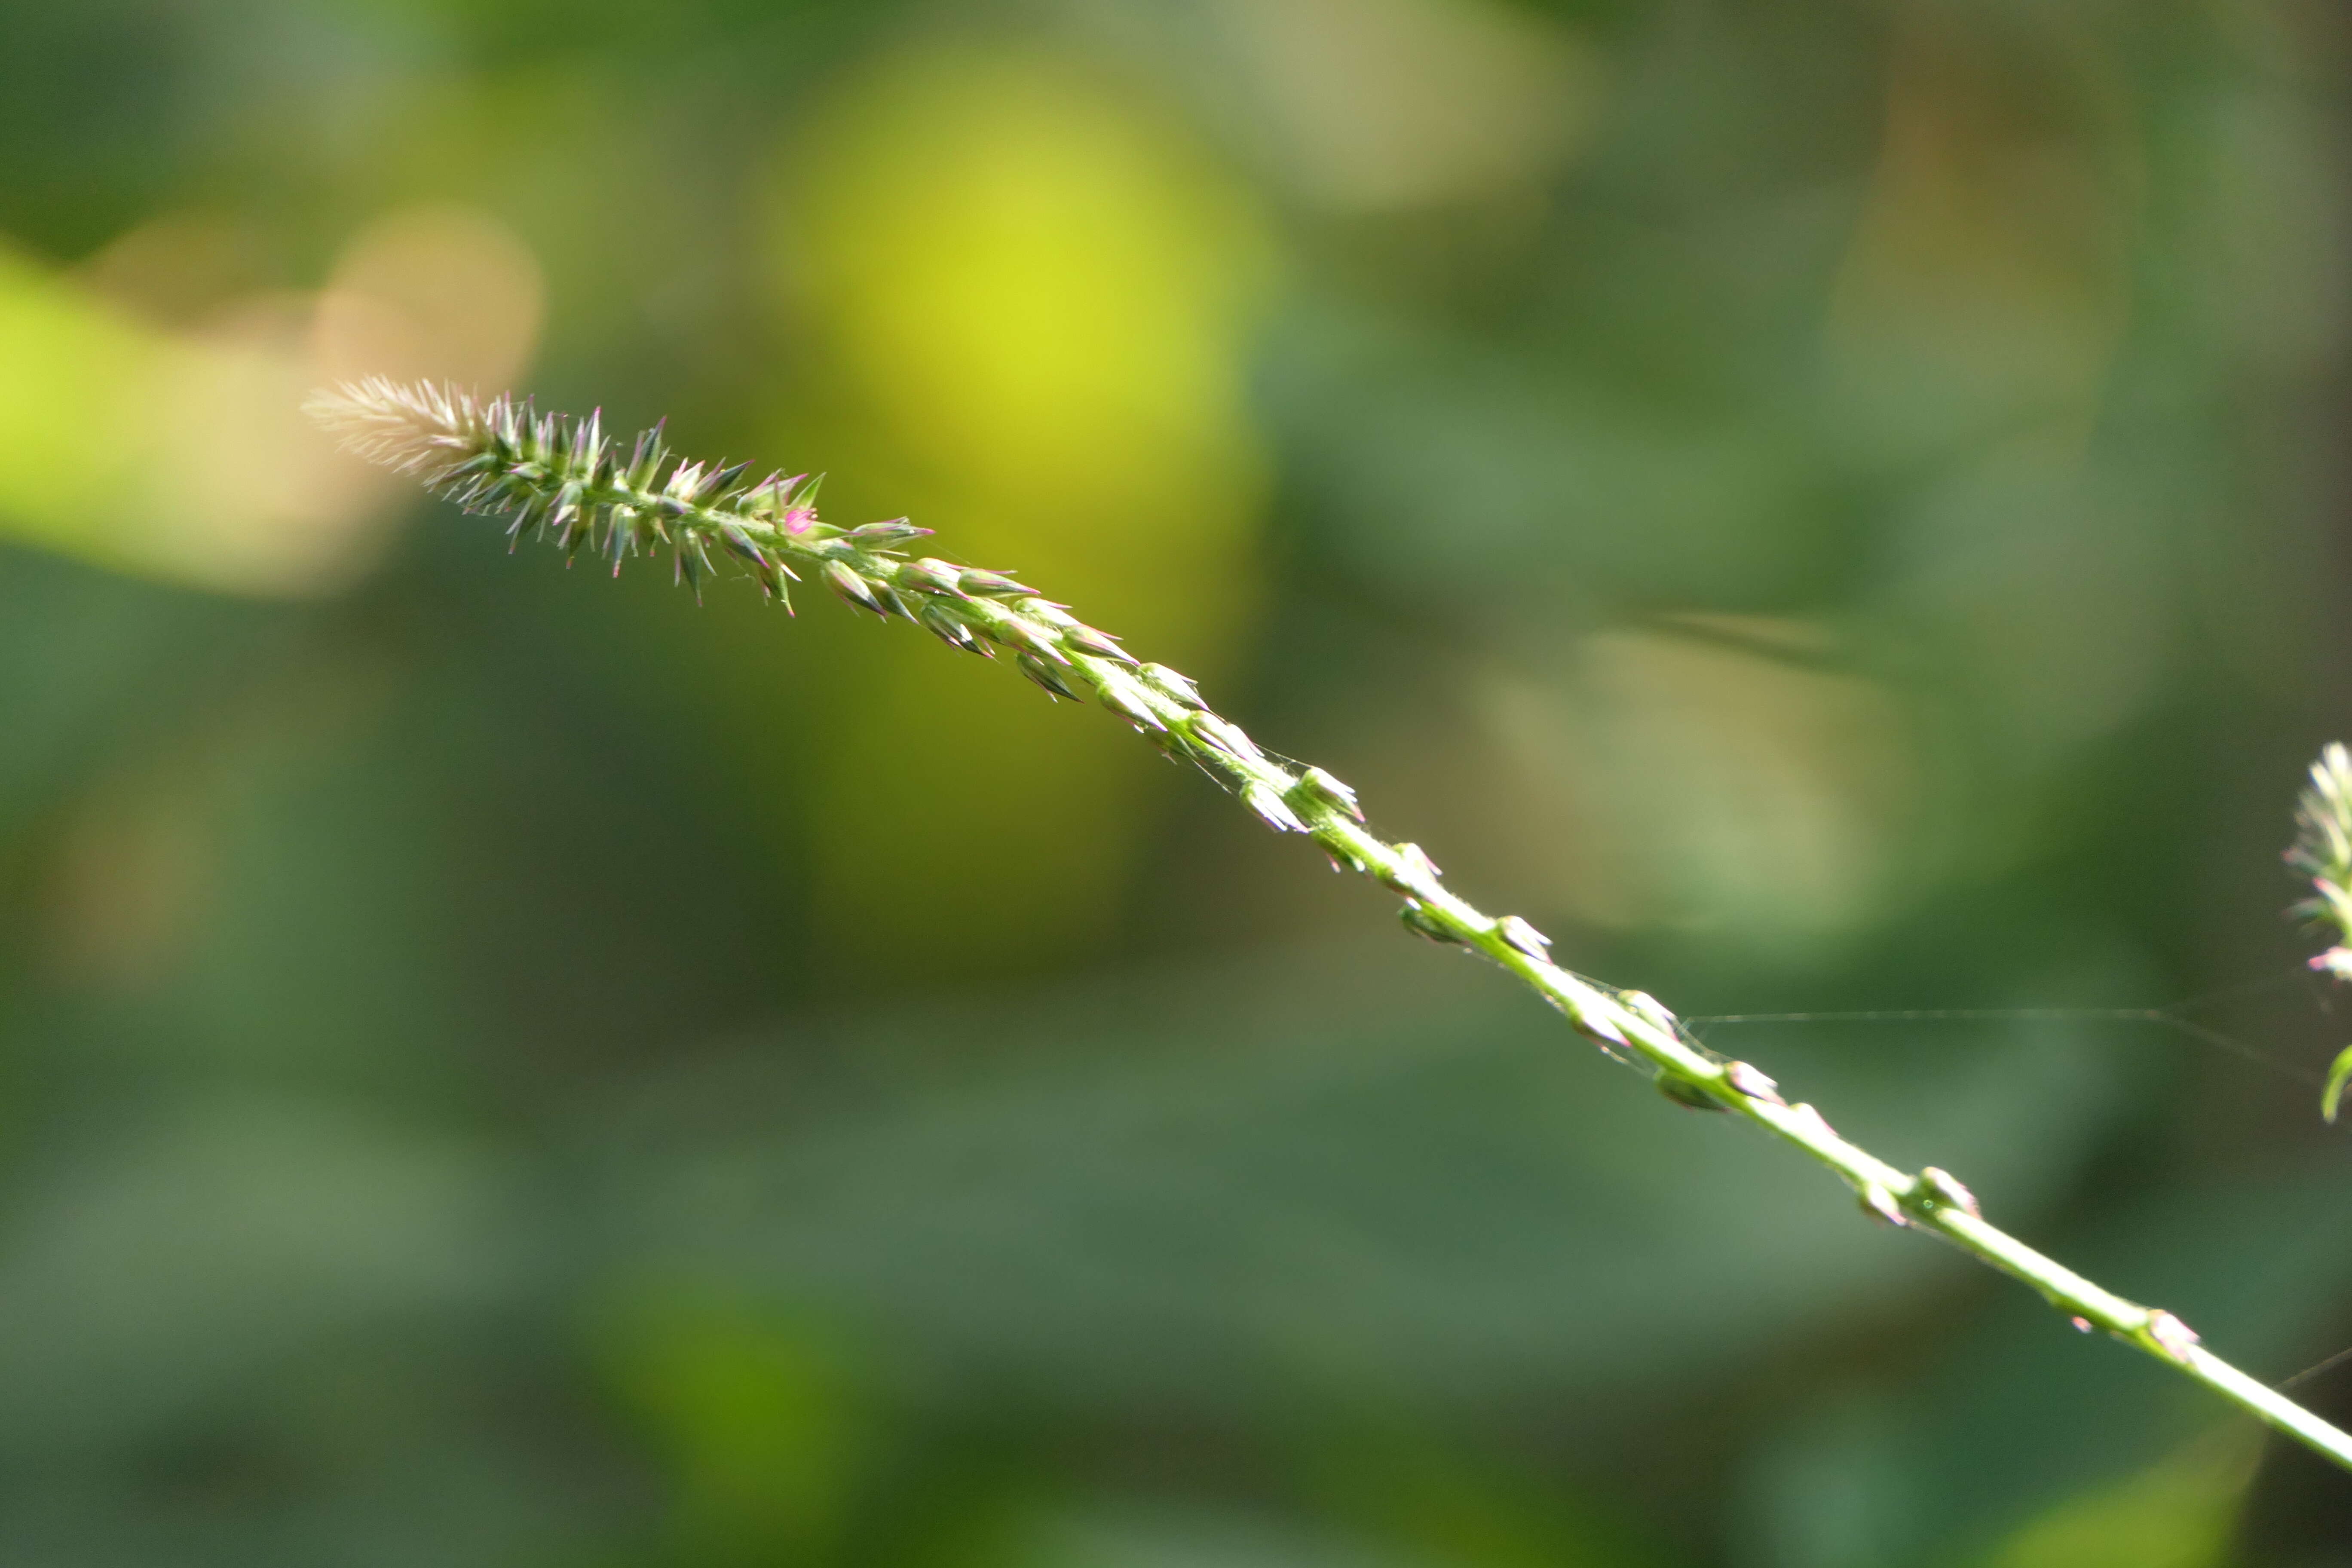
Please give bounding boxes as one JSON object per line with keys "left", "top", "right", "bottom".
{"left": 311, "top": 377, "right": 2352, "bottom": 1476}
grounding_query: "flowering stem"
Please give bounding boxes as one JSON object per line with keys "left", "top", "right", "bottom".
{"left": 311, "top": 378, "right": 2352, "bottom": 1475}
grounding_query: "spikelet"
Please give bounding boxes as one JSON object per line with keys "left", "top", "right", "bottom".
{"left": 2287, "top": 742, "right": 2352, "bottom": 1121}
{"left": 2291, "top": 743, "right": 2352, "bottom": 974}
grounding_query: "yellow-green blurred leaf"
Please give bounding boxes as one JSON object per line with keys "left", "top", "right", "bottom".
{"left": 1979, "top": 1440, "right": 2253, "bottom": 1568}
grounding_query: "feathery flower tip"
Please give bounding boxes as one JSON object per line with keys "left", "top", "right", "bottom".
{"left": 305, "top": 377, "right": 497, "bottom": 486}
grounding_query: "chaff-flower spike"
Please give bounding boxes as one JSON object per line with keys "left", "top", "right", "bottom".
{"left": 306, "top": 376, "right": 2352, "bottom": 1477}
{"left": 2289, "top": 742, "right": 2352, "bottom": 1123}
{"left": 2291, "top": 743, "right": 2352, "bottom": 974}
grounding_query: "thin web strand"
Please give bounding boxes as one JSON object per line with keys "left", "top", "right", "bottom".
{"left": 1682, "top": 968, "right": 2325, "bottom": 1088}
{"left": 2281, "top": 1342, "right": 2352, "bottom": 1393}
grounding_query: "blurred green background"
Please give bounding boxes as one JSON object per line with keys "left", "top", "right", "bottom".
{"left": 3, "top": 0, "right": 2351, "bottom": 1562}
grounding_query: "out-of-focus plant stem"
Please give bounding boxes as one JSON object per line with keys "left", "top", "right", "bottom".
{"left": 311, "top": 378, "right": 2352, "bottom": 1476}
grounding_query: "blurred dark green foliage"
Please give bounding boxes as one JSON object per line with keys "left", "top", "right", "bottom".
{"left": 1, "top": 0, "right": 2350, "bottom": 1563}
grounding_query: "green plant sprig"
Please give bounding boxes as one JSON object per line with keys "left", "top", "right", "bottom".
{"left": 309, "top": 377, "right": 2352, "bottom": 1474}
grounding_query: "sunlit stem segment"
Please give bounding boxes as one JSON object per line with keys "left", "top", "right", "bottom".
{"left": 312, "top": 378, "right": 2352, "bottom": 1476}
{"left": 1192, "top": 749, "right": 2352, "bottom": 1473}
